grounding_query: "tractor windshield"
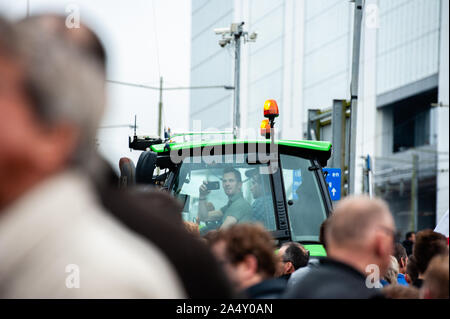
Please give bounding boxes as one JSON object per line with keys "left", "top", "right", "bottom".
{"left": 172, "top": 150, "right": 328, "bottom": 241}
{"left": 172, "top": 153, "right": 277, "bottom": 235}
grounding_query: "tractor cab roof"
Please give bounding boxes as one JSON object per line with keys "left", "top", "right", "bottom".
{"left": 148, "top": 138, "right": 332, "bottom": 167}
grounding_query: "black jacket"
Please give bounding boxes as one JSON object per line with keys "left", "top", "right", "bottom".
{"left": 402, "top": 239, "right": 414, "bottom": 256}
{"left": 413, "top": 278, "right": 423, "bottom": 288}
{"left": 92, "top": 159, "right": 234, "bottom": 299}
{"left": 243, "top": 278, "right": 287, "bottom": 299}
{"left": 283, "top": 258, "right": 383, "bottom": 299}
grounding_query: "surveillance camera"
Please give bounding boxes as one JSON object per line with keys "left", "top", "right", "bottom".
{"left": 219, "top": 38, "right": 231, "bottom": 47}
{"left": 249, "top": 32, "right": 258, "bottom": 41}
{"left": 230, "top": 22, "right": 245, "bottom": 33}
{"left": 214, "top": 27, "right": 231, "bottom": 35}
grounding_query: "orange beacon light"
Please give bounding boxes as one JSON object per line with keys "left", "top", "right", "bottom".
{"left": 260, "top": 119, "right": 271, "bottom": 138}
{"left": 263, "top": 99, "right": 279, "bottom": 119}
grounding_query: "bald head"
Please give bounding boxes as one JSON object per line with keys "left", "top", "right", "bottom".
{"left": 326, "top": 196, "right": 394, "bottom": 250}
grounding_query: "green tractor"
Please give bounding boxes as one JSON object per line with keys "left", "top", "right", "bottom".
{"left": 124, "top": 100, "right": 333, "bottom": 258}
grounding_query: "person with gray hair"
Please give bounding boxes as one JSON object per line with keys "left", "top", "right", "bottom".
{"left": 284, "top": 195, "right": 395, "bottom": 299}
{"left": 380, "top": 256, "right": 400, "bottom": 286}
{"left": 11, "top": 14, "right": 236, "bottom": 299}
{"left": 0, "top": 15, "right": 185, "bottom": 298}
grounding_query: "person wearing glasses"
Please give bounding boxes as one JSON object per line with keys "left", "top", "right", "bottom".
{"left": 275, "top": 242, "right": 310, "bottom": 281}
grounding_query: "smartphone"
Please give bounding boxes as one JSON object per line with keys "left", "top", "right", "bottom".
{"left": 206, "top": 181, "right": 220, "bottom": 190}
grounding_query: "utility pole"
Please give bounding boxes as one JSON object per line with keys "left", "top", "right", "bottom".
{"left": 233, "top": 23, "right": 243, "bottom": 139}
{"left": 214, "top": 22, "right": 257, "bottom": 139}
{"left": 158, "top": 76, "right": 163, "bottom": 138}
{"left": 411, "top": 153, "right": 419, "bottom": 232}
{"left": 348, "top": 0, "right": 364, "bottom": 195}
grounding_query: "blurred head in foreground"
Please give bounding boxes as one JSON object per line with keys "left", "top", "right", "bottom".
{"left": 0, "top": 14, "right": 186, "bottom": 298}
{"left": 325, "top": 195, "right": 395, "bottom": 277}
{"left": 420, "top": 254, "right": 449, "bottom": 299}
{"left": 17, "top": 14, "right": 106, "bottom": 68}
{"left": 382, "top": 284, "right": 419, "bottom": 299}
{"left": 0, "top": 14, "right": 105, "bottom": 210}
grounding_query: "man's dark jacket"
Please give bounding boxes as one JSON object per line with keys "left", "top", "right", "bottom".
{"left": 243, "top": 278, "right": 287, "bottom": 299}
{"left": 283, "top": 258, "right": 383, "bottom": 299}
{"left": 92, "top": 160, "right": 234, "bottom": 299}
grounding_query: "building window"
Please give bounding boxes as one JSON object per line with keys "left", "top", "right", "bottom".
{"left": 391, "top": 88, "right": 437, "bottom": 153}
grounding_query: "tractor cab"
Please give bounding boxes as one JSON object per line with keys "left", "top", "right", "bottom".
{"left": 125, "top": 101, "right": 333, "bottom": 257}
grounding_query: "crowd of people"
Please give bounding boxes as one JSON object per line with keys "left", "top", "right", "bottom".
{"left": 201, "top": 197, "right": 449, "bottom": 299}
{"left": 0, "top": 13, "right": 448, "bottom": 299}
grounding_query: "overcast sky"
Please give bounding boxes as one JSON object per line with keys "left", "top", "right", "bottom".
{"left": 0, "top": 0, "right": 191, "bottom": 170}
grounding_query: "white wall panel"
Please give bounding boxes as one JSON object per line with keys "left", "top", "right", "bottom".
{"left": 302, "top": 0, "right": 351, "bottom": 111}
{"left": 377, "top": 0, "right": 440, "bottom": 94}
{"left": 190, "top": 0, "right": 233, "bottom": 129}
{"left": 250, "top": 0, "right": 284, "bottom": 24}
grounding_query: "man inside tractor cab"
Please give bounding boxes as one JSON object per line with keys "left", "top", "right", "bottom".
{"left": 198, "top": 167, "right": 252, "bottom": 229}
{"left": 247, "top": 168, "right": 276, "bottom": 230}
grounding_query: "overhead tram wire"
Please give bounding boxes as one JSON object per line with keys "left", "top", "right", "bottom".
{"left": 99, "top": 124, "right": 138, "bottom": 129}
{"left": 105, "top": 79, "right": 234, "bottom": 136}
{"left": 106, "top": 79, "right": 234, "bottom": 91}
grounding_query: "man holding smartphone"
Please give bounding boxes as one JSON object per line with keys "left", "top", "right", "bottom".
{"left": 198, "top": 167, "right": 253, "bottom": 229}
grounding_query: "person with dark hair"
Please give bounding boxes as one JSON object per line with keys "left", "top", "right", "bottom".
{"left": 276, "top": 242, "right": 310, "bottom": 280}
{"left": 203, "top": 229, "right": 221, "bottom": 245}
{"left": 209, "top": 224, "right": 286, "bottom": 299}
{"left": 198, "top": 167, "right": 252, "bottom": 229}
{"left": 286, "top": 218, "right": 329, "bottom": 288}
{"left": 247, "top": 169, "right": 276, "bottom": 230}
{"left": 394, "top": 243, "right": 409, "bottom": 286}
{"left": 405, "top": 255, "right": 419, "bottom": 286}
{"left": 402, "top": 231, "right": 416, "bottom": 256}
{"left": 412, "top": 229, "right": 448, "bottom": 288}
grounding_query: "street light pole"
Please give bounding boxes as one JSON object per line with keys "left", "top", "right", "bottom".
{"left": 214, "top": 22, "right": 257, "bottom": 139}
{"left": 233, "top": 23, "right": 243, "bottom": 139}
{"left": 158, "top": 76, "right": 163, "bottom": 138}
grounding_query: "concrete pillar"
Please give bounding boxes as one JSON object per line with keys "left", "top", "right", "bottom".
{"left": 354, "top": 0, "right": 378, "bottom": 194}
{"left": 436, "top": 0, "right": 449, "bottom": 223}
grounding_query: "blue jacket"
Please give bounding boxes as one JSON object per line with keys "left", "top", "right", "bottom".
{"left": 397, "top": 273, "right": 409, "bottom": 286}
